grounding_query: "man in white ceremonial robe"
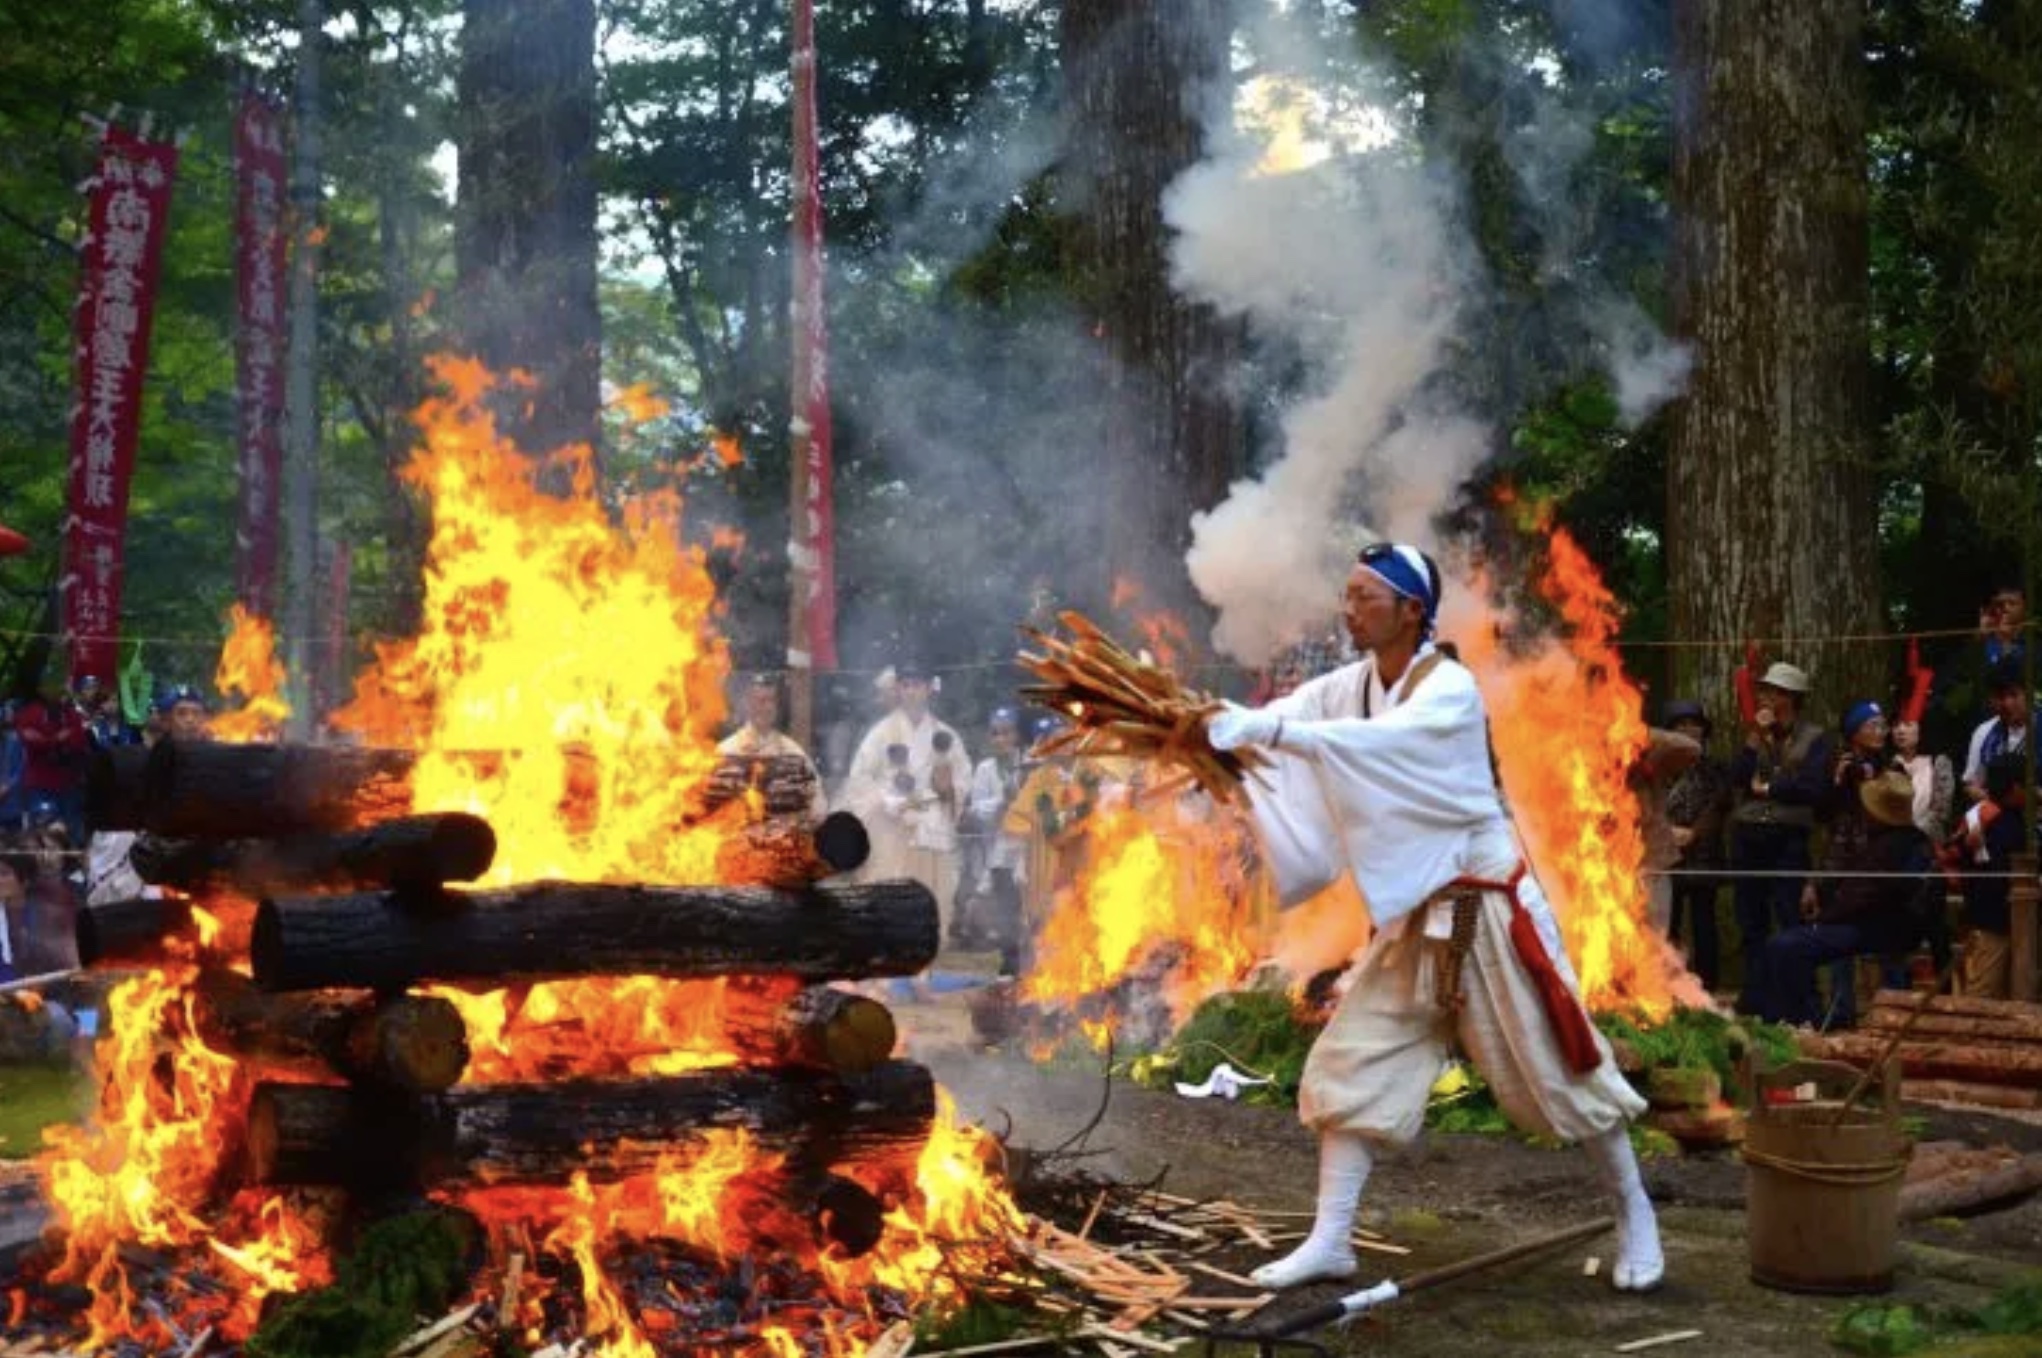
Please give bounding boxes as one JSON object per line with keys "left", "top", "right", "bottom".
{"left": 1205, "top": 542, "right": 1662, "bottom": 1293}
{"left": 843, "top": 661, "right": 974, "bottom": 939}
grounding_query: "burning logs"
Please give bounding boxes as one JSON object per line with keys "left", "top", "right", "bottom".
{"left": 73, "top": 895, "right": 195, "bottom": 967}
{"left": 723, "top": 984, "right": 898, "bottom": 1075}
{"left": 713, "top": 810, "right": 870, "bottom": 886}
{"left": 131, "top": 812, "right": 498, "bottom": 896}
{"left": 190, "top": 970, "right": 470, "bottom": 1092}
{"left": 245, "top": 1060, "right": 937, "bottom": 1189}
{"left": 141, "top": 740, "right": 416, "bottom": 838}
{"left": 703, "top": 753, "right": 822, "bottom": 820}
{"left": 810, "top": 1173, "right": 888, "bottom": 1257}
{"left": 251, "top": 878, "right": 940, "bottom": 993}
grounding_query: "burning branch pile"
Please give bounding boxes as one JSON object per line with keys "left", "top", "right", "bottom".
{"left": 1018, "top": 613, "right": 1265, "bottom": 806}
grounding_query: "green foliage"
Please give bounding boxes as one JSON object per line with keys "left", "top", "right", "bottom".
{"left": 1835, "top": 1303, "right": 1939, "bottom": 1356}
{"left": 0, "top": 1063, "right": 92, "bottom": 1159}
{"left": 1832, "top": 1281, "right": 2042, "bottom": 1356}
{"left": 915, "top": 1297, "right": 1042, "bottom": 1350}
{"left": 1124, "top": 990, "right": 1321, "bottom": 1109}
{"left": 245, "top": 1208, "right": 477, "bottom": 1358}
{"left": 1596, "top": 1007, "right": 1798, "bottom": 1099}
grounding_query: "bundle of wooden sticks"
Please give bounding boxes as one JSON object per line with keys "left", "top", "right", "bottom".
{"left": 1018, "top": 612, "right": 1266, "bottom": 805}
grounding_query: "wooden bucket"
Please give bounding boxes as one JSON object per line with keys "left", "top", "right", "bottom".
{"left": 1741, "top": 1057, "right": 1911, "bottom": 1295}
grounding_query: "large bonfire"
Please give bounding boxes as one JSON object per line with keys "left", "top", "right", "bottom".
{"left": 31, "top": 356, "right": 1017, "bottom": 1356}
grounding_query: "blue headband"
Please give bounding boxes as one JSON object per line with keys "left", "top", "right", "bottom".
{"left": 1359, "top": 544, "right": 1440, "bottom": 635}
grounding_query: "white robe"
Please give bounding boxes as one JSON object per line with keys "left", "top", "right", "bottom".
{"left": 1252, "top": 651, "right": 1508, "bottom": 927}
{"left": 843, "top": 709, "right": 974, "bottom": 932}
{"left": 1243, "top": 646, "right": 1644, "bottom": 1146}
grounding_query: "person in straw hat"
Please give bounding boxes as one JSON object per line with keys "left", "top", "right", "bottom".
{"left": 1204, "top": 542, "right": 1662, "bottom": 1294}
{"left": 1758, "top": 770, "right": 1932, "bottom": 1027}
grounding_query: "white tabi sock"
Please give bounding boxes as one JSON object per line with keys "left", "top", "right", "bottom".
{"left": 1250, "top": 1130, "right": 1372, "bottom": 1289}
{"left": 1588, "top": 1127, "right": 1664, "bottom": 1291}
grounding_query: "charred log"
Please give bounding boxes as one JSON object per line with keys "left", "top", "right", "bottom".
{"left": 723, "top": 985, "right": 897, "bottom": 1075}
{"left": 191, "top": 970, "right": 469, "bottom": 1092}
{"left": 252, "top": 878, "right": 938, "bottom": 993}
{"left": 713, "top": 811, "right": 869, "bottom": 886}
{"left": 131, "top": 814, "right": 497, "bottom": 897}
{"left": 143, "top": 741, "right": 416, "bottom": 838}
{"left": 245, "top": 1060, "right": 936, "bottom": 1189}
{"left": 75, "top": 896, "right": 195, "bottom": 967}
{"left": 809, "top": 1173, "right": 886, "bottom": 1258}
{"left": 86, "top": 745, "right": 152, "bottom": 832}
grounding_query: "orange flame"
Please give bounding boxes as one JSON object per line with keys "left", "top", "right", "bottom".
{"left": 1109, "top": 576, "right": 1193, "bottom": 670}
{"left": 36, "top": 354, "right": 1024, "bottom": 1354}
{"left": 710, "top": 431, "right": 744, "bottom": 469}
{"left": 610, "top": 382, "right": 672, "bottom": 424}
{"left": 37, "top": 969, "right": 332, "bottom": 1343}
{"left": 211, "top": 604, "right": 291, "bottom": 743}
{"left": 334, "top": 355, "right": 736, "bottom": 885}
{"left": 1459, "top": 505, "right": 1699, "bottom": 1017}
{"left": 1022, "top": 798, "right": 1269, "bottom": 1040}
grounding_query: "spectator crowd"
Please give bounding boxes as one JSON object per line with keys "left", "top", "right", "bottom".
{"left": 5, "top": 580, "right": 2036, "bottom": 1023}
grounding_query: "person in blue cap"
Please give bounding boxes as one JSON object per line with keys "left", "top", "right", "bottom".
{"left": 1204, "top": 541, "right": 1662, "bottom": 1293}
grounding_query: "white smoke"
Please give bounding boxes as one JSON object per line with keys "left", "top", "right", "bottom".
{"left": 1590, "top": 294, "right": 1693, "bottom": 426}
{"left": 1169, "top": 28, "right": 1487, "bottom": 661}
{"left": 1498, "top": 66, "right": 1690, "bottom": 427}
{"left": 1173, "top": 3, "right": 1686, "bottom": 661}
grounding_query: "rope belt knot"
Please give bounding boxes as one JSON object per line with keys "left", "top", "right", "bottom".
{"left": 1426, "top": 863, "right": 1604, "bottom": 1076}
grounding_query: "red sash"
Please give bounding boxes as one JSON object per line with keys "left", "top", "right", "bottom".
{"left": 1449, "top": 866, "right": 1604, "bottom": 1076}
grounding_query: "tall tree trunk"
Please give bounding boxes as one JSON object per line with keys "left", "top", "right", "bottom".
{"left": 456, "top": 0, "right": 603, "bottom": 480}
{"left": 379, "top": 94, "right": 424, "bottom": 635}
{"left": 1060, "top": 0, "right": 1243, "bottom": 618}
{"left": 1667, "top": 0, "right": 1881, "bottom": 721}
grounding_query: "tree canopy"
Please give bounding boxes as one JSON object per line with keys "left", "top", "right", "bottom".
{"left": 0, "top": 0, "right": 2033, "bottom": 734}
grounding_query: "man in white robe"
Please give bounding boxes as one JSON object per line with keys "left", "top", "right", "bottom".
{"left": 843, "top": 662, "right": 974, "bottom": 939}
{"left": 1206, "top": 542, "right": 1662, "bottom": 1293}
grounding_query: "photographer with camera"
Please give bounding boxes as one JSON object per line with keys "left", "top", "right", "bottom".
{"left": 1728, "top": 661, "right": 1835, "bottom": 1016}
{"left": 842, "top": 661, "right": 973, "bottom": 944}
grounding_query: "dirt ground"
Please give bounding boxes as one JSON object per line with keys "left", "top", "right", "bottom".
{"left": 6, "top": 986, "right": 2042, "bottom": 1355}
{"left": 907, "top": 993, "right": 2042, "bottom": 1358}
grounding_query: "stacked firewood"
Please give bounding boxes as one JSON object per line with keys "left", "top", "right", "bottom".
{"left": 74, "top": 740, "right": 930, "bottom": 1256}
{"left": 1800, "top": 989, "right": 2042, "bottom": 1112}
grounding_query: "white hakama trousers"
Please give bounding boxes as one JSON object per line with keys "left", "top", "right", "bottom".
{"left": 1299, "top": 873, "right": 1645, "bottom": 1147}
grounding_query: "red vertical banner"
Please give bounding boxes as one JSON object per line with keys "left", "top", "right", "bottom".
{"left": 64, "top": 122, "right": 179, "bottom": 684}
{"left": 789, "top": 0, "right": 837, "bottom": 669}
{"left": 233, "top": 92, "right": 288, "bottom": 618}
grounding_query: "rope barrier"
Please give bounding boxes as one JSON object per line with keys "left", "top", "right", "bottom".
{"left": 6, "top": 838, "right": 2032, "bottom": 882}
{"left": 1646, "top": 866, "right": 2039, "bottom": 882}
{"left": 1, "top": 618, "right": 2033, "bottom": 678}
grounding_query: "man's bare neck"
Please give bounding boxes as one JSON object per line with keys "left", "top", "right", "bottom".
{"left": 1373, "top": 640, "right": 1421, "bottom": 689}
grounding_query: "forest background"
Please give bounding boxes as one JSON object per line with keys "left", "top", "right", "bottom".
{"left": 0, "top": 0, "right": 2035, "bottom": 760}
